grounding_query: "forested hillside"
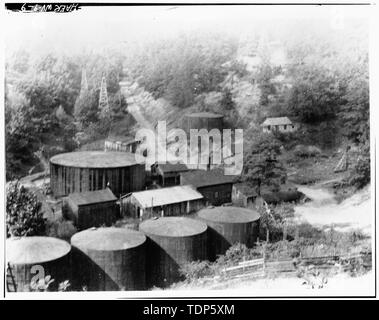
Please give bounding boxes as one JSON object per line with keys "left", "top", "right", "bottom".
{"left": 5, "top": 20, "right": 369, "bottom": 187}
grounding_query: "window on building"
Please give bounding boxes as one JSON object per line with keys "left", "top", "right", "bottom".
{"left": 284, "top": 125, "right": 287, "bottom": 130}
{"left": 215, "top": 191, "right": 219, "bottom": 198}
{"left": 267, "top": 125, "right": 271, "bottom": 130}
{"left": 292, "top": 125, "right": 295, "bottom": 129}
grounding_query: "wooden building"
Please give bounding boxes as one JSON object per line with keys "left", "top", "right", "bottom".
{"left": 261, "top": 117, "right": 297, "bottom": 133}
{"left": 63, "top": 188, "right": 118, "bottom": 230}
{"left": 180, "top": 169, "right": 236, "bottom": 206}
{"left": 121, "top": 185, "right": 204, "bottom": 219}
{"left": 232, "top": 183, "right": 258, "bottom": 208}
{"left": 104, "top": 136, "right": 142, "bottom": 153}
{"left": 151, "top": 162, "right": 190, "bottom": 187}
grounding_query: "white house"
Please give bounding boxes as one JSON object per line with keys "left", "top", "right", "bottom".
{"left": 261, "top": 117, "right": 297, "bottom": 133}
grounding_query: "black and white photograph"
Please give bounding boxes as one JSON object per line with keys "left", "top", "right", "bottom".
{"left": 1, "top": 1, "right": 376, "bottom": 300}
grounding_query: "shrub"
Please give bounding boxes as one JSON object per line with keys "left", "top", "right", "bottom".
{"left": 349, "top": 154, "right": 370, "bottom": 189}
{"left": 293, "top": 145, "right": 322, "bottom": 158}
{"left": 256, "top": 203, "right": 295, "bottom": 242}
{"left": 179, "top": 261, "right": 212, "bottom": 282}
{"left": 6, "top": 181, "right": 46, "bottom": 237}
{"left": 47, "top": 218, "right": 77, "bottom": 242}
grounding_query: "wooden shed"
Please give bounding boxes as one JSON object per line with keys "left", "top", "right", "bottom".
{"left": 180, "top": 169, "right": 236, "bottom": 206}
{"left": 232, "top": 183, "right": 258, "bottom": 208}
{"left": 261, "top": 117, "right": 297, "bottom": 133}
{"left": 121, "top": 185, "right": 204, "bottom": 219}
{"left": 104, "top": 136, "right": 142, "bottom": 154}
{"left": 63, "top": 188, "right": 118, "bottom": 230}
{"left": 151, "top": 162, "right": 191, "bottom": 187}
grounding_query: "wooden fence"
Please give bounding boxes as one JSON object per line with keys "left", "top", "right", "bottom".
{"left": 202, "top": 251, "right": 372, "bottom": 284}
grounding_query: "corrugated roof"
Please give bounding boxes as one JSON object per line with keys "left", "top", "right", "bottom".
{"left": 261, "top": 117, "right": 293, "bottom": 126}
{"left": 155, "top": 163, "right": 190, "bottom": 173}
{"left": 68, "top": 188, "right": 117, "bottom": 206}
{"left": 131, "top": 185, "right": 203, "bottom": 209}
{"left": 181, "top": 169, "right": 236, "bottom": 188}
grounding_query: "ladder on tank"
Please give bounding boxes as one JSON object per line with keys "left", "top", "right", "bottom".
{"left": 6, "top": 263, "right": 17, "bottom": 292}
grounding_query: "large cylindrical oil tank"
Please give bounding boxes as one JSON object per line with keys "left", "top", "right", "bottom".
{"left": 139, "top": 217, "right": 207, "bottom": 288}
{"left": 71, "top": 227, "right": 146, "bottom": 291}
{"left": 50, "top": 151, "right": 145, "bottom": 197}
{"left": 197, "top": 206, "right": 260, "bottom": 261}
{"left": 185, "top": 112, "right": 224, "bottom": 133}
{"left": 6, "top": 237, "right": 71, "bottom": 292}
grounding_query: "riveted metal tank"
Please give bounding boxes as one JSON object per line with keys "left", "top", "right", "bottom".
{"left": 71, "top": 227, "right": 146, "bottom": 291}
{"left": 50, "top": 151, "right": 145, "bottom": 197}
{"left": 139, "top": 217, "right": 207, "bottom": 288}
{"left": 6, "top": 236, "right": 71, "bottom": 292}
{"left": 197, "top": 206, "right": 260, "bottom": 261}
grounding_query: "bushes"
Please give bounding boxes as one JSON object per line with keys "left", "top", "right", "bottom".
{"left": 47, "top": 218, "right": 77, "bottom": 242}
{"left": 256, "top": 202, "right": 295, "bottom": 242}
{"left": 349, "top": 153, "right": 370, "bottom": 189}
{"left": 179, "top": 243, "right": 263, "bottom": 283}
{"left": 293, "top": 145, "right": 322, "bottom": 158}
{"left": 6, "top": 181, "right": 46, "bottom": 237}
{"left": 179, "top": 261, "right": 213, "bottom": 282}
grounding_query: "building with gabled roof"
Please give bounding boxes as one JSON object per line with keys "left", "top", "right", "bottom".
{"left": 63, "top": 188, "right": 118, "bottom": 230}
{"left": 151, "top": 162, "right": 191, "bottom": 187}
{"left": 104, "top": 136, "right": 142, "bottom": 153}
{"left": 180, "top": 169, "right": 237, "bottom": 206}
{"left": 261, "top": 117, "right": 297, "bottom": 133}
{"left": 232, "top": 182, "right": 258, "bottom": 208}
{"left": 120, "top": 185, "right": 204, "bottom": 219}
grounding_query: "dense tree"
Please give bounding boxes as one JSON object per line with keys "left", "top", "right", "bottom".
{"left": 243, "top": 135, "right": 286, "bottom": 195}
{"left": 126, "top": 34, "right": 238, "bottom": 108}
{"left": 220, "top": 88, "right": 235, "bottom": 111}
{"left": 6, "top": 181, "right": 46, "bottom": 237}
{"left": 348, "top": 142, "right": 370, "bottom": 189}
{"left": 5, "top": 91, "right": 38, "bottom": 179}
{"left": 256, "top": 63, "right": 277, "bottom": 106}
{"left": 287, "top": 66, "right": 346, "bottom": 123}
{"left": 339, "top": 78, "right": 369, "bottom": 145}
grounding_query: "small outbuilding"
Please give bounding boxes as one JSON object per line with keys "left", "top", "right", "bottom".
{"left": 121, "top": 185, "right": 204, "bottom": 219}
{"left": 180, "top": 169, "right": 236, "bottom": 206}
{"left": 261, "top": 117, "right": 296, "bottom": 133}
{"left": 63, "top": 188, "right": 118, "bottom": 230}
{"left": 232, "top": 183, "right": 258, "bottom": 208}
{"left": 151, "top": 162, "right": 191, "bottom": 187}
{"left": 104, "top": 136, "right": 142, "bottom": 153}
